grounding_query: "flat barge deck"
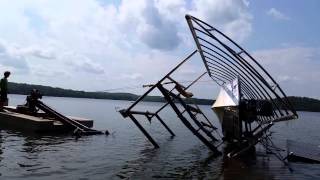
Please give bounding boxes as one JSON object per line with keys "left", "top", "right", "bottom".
{"left": 0, "top": 106, "right": 93, "bottom": 133}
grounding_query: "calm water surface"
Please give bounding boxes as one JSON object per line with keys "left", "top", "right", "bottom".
{"left": 0, "top": 94, "right": 319, "bottom": 179}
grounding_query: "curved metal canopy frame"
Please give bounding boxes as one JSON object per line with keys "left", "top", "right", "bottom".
{"left": 186, "top": 15, "right": 298, "bottom": 124}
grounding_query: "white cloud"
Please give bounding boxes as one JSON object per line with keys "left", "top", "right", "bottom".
{"left": 120, "top": 73, "right": 143, "bottom": 80}
{"left": 190, "top": 0, "right": 252, "bottom": 42}
{"left": 267, "top": 8, "right": 290, "bottom": 20}
{"left": 65, "top": 53, "right": 105, "bottom": 75}
{"left": 0, "top": 0, "right": 255, "bottom": 97}
{"left": 252, "top": 47, "right": 320, "bottom": 98}
{"left": 0, "top": 40, "right": 30, "bottom": 72}
{"left": 5, "top": 44, "right": 55, "bottom": 60}
{"left": 117, "top": 0, "right": 182, "bottom": 51}
{"left": 0, "top": 0, "right": 316, "bottom": 99}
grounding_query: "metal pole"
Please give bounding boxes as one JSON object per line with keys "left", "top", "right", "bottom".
{"left": 126, "top": 50, "right": 197, "bottom": 112}
{"left": 155, "top": 114, "right": 175, "bottom": 137}
{"left": 128, "top": 114, "right": 159, "bottom": 148}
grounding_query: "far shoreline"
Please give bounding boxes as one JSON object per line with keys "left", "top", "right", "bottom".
{"left": 8, "top": 92, "right": 320, "bottom": 113}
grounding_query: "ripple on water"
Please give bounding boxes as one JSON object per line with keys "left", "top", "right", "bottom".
{"left": 0, "top": 96, "right": 319, "bottom": 179}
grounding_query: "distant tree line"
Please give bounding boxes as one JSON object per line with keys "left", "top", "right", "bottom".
{"left": 286, "top": 96, "right": 320, "bottom": 112}
{"left": 7, "top": 82, "right": 320, "bottom": 112}
{"left": 7, "top": 82, "right": 213, "bottom": 105}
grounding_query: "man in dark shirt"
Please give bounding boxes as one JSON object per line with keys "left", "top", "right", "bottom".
{"left": 0, "top": 71, "right": 10, "bottom": 106}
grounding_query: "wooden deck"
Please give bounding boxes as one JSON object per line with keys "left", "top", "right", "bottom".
{"left": 0, "top": 110, "right": 94, "bottom": 133}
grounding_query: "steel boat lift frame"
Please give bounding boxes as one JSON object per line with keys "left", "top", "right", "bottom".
{"left": 120, "top": 49, "right": 221, "bottom": 155}
{"left": 185, "top": 14, "right": 298, "bottom": 158}
{"left": 185, "top": 15, "right": 297, "bottom": 121}
{"left": 119, "top": 15, "right": 298, "bottom": 159}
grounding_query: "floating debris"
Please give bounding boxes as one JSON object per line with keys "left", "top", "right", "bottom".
{"left": 286, "top": 140, "right": 320, "bottom": 163}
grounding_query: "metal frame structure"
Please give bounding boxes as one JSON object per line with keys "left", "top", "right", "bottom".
{"left": 185, "top": 15, "right": 298, "bottom": 159}
{"left": 119, "top": 50, "right": 221, "bottom": 155}
{"left": 185, "top": 15, "right": 297, "bottom": 124}
{"left": 119, "top": 15, "right": 298, "bottom": 161}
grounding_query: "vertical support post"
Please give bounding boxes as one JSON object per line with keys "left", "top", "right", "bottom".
{"left": 128, "top": 114, "right": 159, "bottom": 148}
{"left": 155, "top": 114, "right": 175, "bottom": 137}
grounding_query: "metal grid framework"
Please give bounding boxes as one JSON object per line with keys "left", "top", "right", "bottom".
{"left": 119, "top": 50, "right": 221, "bottom": 155}
{"left": 118, "top": 15, "right": 299, "bottom": 158}
{"left": 186, "top": 15, "right": 298, "bottom": 124}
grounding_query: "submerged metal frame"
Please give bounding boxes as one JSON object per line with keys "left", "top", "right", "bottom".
{"left": 185, "top": 15, "right": 298, "bottom": 160}
{"left": 119, "top": 15, "right": 298, "bottom": 161}
{"left": 186, "top": 15, "right": 298, "bottom": 125}
{"left": 119, "top": 50, "right": 221, "bottom": 155}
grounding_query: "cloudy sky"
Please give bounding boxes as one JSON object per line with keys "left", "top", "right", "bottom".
{"left": 0, "top": 0, "right": 319, "bottom": 99}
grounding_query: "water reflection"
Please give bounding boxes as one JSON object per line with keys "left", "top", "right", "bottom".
{"left": 0, "top": 95, "right": 319, "bottom": 179}
{"left": 0, "top": 130, "right": 3, "bottom": 165}
{"left": 116, "top": 134, "right": 316, "bottom": 179}
{"left": 17, "top": 134, "right": 71, "bottom": 174}
{"left": 116, "top": 140, "right": 157, "bottom": 179}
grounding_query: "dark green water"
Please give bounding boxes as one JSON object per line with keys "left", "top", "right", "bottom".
{"left": 0, "top": 94, "right": 319, "bottom": 179}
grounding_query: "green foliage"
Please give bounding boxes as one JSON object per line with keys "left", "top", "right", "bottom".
{"left": 286, "top": 96, "right": 320, "bottom": 112}
{"left": 8, "top": 82, "right": 139, "bottom": 101}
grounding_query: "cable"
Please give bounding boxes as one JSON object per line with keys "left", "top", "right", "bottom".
{"left": 99, "top": 80, "right": 215, "bottom": 92}
{"left": 98, "top": 85, "right": 142, "bottom": 92}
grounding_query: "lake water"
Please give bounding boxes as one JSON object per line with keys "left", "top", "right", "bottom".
{"left": 0, "top": 94, "right": 319, "bottom": 179}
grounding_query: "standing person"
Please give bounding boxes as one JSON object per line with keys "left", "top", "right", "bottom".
{"left": 0, "top": 71, "right": 10, "bottom": 106}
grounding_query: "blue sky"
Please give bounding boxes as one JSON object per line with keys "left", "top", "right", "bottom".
{"left": 247, "top": 0, "right": 320, "bottom": 50}
{"left": 0, "top": 0, "right": 319, "bottom": 99}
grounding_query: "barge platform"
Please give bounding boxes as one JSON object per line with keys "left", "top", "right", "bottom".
{"left": 0, "top": 106, "right": 93, "bottom": 133}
